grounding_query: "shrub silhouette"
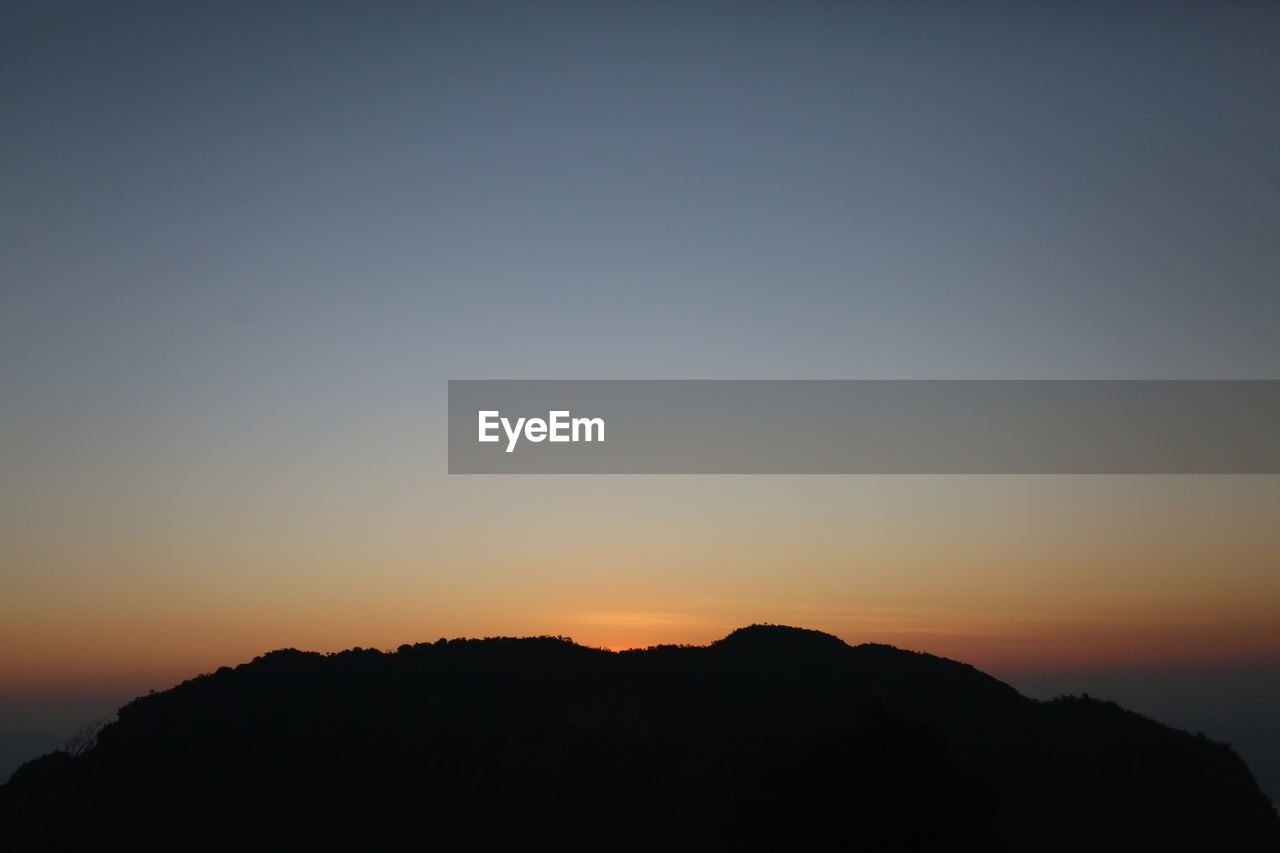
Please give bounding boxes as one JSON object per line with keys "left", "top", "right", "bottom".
{"left": 730, "top": 702, "right": 1004, "bottom": 851}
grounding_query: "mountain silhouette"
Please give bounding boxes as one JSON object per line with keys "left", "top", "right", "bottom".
{"left": 1, "top": 625, "right": 1276, "bottom": 851}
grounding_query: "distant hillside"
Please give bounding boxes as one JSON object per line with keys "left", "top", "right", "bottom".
{"left": 2, "top": 625, "right": 1276, "bottom": 851}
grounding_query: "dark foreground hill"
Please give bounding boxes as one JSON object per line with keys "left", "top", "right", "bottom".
{"left": 1, "top": 625, "right": 1276, "bottom": 851}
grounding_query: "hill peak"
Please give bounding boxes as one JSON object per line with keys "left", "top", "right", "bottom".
{"left": 712, "top": 623, "right": 849, "bottom": 653}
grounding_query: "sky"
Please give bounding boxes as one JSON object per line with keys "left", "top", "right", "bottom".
{"left": 2, "top": 0, "right": 1279, "bottom": 791}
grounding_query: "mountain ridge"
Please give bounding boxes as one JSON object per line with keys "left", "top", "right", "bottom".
{"left": 2, "top": 625, "right": 1276, "bottom": 851}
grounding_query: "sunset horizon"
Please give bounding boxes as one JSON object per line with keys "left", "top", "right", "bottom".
{"left": 3, "top": 1, "right": 1279, "bottom": 846}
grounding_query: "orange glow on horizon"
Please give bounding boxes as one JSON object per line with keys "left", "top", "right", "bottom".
{"left": 5, "top": 478, "right": 1278, "bottom": 698}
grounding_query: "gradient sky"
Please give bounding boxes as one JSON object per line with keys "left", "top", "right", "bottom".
{"left": 2, "top": 0, "right": 1279, "bottom": 789}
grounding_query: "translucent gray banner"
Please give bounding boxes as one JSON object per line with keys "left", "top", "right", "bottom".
{"left": 447, "top": 380, "right": 1280, "bottom": 474}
